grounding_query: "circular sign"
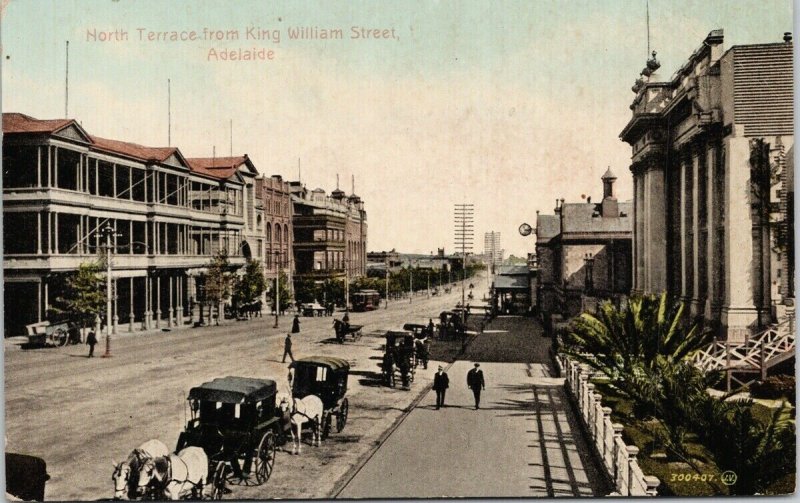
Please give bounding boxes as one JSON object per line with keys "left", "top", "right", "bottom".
{"left": 518, "top": 223, "right": 532, "bottom": 236}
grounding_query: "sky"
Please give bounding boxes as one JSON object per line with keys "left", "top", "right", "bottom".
{"left": 1, "top": 0, "right": 793, "bottom": 256}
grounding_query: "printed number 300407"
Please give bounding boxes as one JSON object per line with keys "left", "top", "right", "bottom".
{"left": 671, "top": 473, "right": 715, "bottom": 482}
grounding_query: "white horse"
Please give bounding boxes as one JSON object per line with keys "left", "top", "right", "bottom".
{"left": 111, "top": 439, "right": 170, "bottom": 500}
{"left": 278, "top": 394, "right": 324, "bottom": 455}
{"left": 137, "top": 447, "right": 208, "bottom": 500}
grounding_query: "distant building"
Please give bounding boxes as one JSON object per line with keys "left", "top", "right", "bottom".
{"left": 620, "top": 30, "right": 794, "bottom": 340}
{"left": 534, "top": 172, "right": 633, "bottom": 322}
{"left": 290, "top": 184, "right": 367, "bottom": 282}
{"left": 367, "top": 249, "right": 402, "bottom": 268}
{"left": 492, "top": 264, "right": 531, "bottom": 315}
{"left": 260, "top": 175, "right": 293, "bottom": 282}
{"left": 483, "top": 231, "right": 503, "bottom": 272}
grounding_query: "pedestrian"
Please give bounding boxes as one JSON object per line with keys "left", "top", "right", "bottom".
{"left": 342, "top": 311, "right": 350, "bottom": 324}
{"left": 467, "top": 363, "right": 485, "bottom": 409}
{"left": 86, "top": 329, "right": 97, "bottom": 358}
{"left": 291, "top": 315, "right": 300, "bottom": 334}
{"left": 427, "top": 318, "right": 435, "bottom": 338}
{"left": 432, "top": 365, "right": 449, "bottom": 409}
{"left": 282, "top": 333, "right": 294, "bottom": 363}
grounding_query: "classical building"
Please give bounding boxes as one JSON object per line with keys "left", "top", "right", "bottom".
{"left": 289, "top": 184, "right": 367, "bottom": 282}
{"left": 2, "top": 113, "right": 253, "bottom": 336}
{"left": 620, "top": 30, "right": 794, "bottom": 340}
{"left": 534, "top": 172, "right": 633, "bottom": 321}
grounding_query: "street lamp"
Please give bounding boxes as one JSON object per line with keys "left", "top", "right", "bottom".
{"left": 384, "top": 258, "right": 389, "bottom": 309}
{"left": 100, "top": 224, "right": 118, "bottom": 358}
{"left": 273, "top": 250, "right": 282, "bottom": 328}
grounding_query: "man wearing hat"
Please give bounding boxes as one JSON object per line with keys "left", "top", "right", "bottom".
{"left": 466, "top": 363, "right": 486, "bottom": 409}
{"left": 432, "top": 366, "right": 449, "bottom": 409}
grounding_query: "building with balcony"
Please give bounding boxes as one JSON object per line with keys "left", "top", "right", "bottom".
{"left": 290, "top": 183, "right": 367, "bottom": 282}
{"left": 2, "top": 113, "right": 250, "bottom": 336}
{"left": 619, "top": 30, "right": 794, "bottom": 340}
{"left": 534, "top": 172, "right": 633, "bottom": 324}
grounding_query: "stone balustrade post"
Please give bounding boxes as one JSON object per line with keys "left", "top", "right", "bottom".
{"left": 644, "top": 475, "right": 660, "bottom": 496}
{"left": 626, "top": 445, "right": 640, "bottom": 496}
{"left": 593, "top": 392, "right": 603, "bottom": 442}
{"left": 601, "top": 407, "right": 612, "bottom": 467}
{"left": 611, "top": 423, "right": 624, "bottom": 490}
{"left": 585, "top": 383, "right": 595, "bottom": 424}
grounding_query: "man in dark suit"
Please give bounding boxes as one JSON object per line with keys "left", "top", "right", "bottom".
{"left": 432, "top": 366, "right": 449, "bottom": 409}
{"left": 467, "top": 363, "right": 485, "bottom": 409}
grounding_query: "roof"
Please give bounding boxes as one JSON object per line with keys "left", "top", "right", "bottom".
{"left": 188, "top": 376, "right": 277, "bottom": 404}
{"left": 3, "top": 113, "right": 74, "bottom": 134}
{"left": 560, "top": 202, "right": 632, "bottom": 235}
{"left": 186, "top": 156, "right": 253, "bottom": 180}
{"left": 493, "top": 275, "right": 529, "bottom": 290}
{"left": 536, "top": 214, "right": 561, "bottom": 244}
{"left": 601, "top": 167, "right": 617, "bottom": 180}
{"left": 90, "top": 135, "right": 178, "bottom": 163}
{"left": 497, "top": 265, "right": 528, "bottom": 276}
{"left": 291, "top": 356, "right": 350, "bottom": 372}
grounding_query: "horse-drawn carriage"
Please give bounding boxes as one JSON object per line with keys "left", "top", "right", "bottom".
{"left": 332, "top": 319, "right": 363, "bottom": 343}
{"left": 289, "top": 356, "right": 350, "bottom": 440}
{"left": 382, "top": 330, "right": 417, "bottom": 388}
{"left": 402, "top": 323, "right": 430, "bottom": 369}
{"left": 172, "top": 377, "right": 283, "bottom": 498}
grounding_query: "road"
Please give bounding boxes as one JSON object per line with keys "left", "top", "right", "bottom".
{"left": 4, "top": 282, "right": 480, "bottom": 501}
{"left": 337, "top": 316, "right": 609, "bottom": 498}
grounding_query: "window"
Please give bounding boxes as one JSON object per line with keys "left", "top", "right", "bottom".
{"left": 2, "top": 145, "right": 39, "bottom": 188}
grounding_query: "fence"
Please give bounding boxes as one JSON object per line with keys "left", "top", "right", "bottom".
{"left": 557, "top": 355, "right": 660, "bottom": 496}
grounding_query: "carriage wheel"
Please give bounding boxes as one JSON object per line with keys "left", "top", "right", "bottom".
{"left": 337, "top": 398, "right": 349, "bottom": 432}
{"left": 321, "top": 412, "right": 332, "bottom": 440}
{"left": 254, "top": 431, "right": 276, "bottom": 485}
{"left": 209, "top": 461, "right": 230, "bottom": 500}
{"left": 52, "top": 328, "right": 69, "bottom": 347}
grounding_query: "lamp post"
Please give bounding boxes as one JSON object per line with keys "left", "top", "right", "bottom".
{"left": 100, "top": 224, "right": 116, "bottom": 358}
{"left": 384, "top": 258, "right": 389, "bottom": 309}
{"left": 409, "top": 261, "right": 414, "bottom": 303}
{"left": 273, "top": 251, "right": 282, "bottom": 328}
{"left": 427, "top": 270, "right": 431, "bottom": 298}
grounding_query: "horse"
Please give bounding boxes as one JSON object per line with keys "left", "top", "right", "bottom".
{"left": 278, "top": 394, "right": 324, "bottom": 455}
{"left": 137, "top": 447, "right": 208, "bottom": 501}
{"left": 111, "top": 439, "right": 170, "bottom": 500}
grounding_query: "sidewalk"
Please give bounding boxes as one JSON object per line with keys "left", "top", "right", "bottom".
{"left": 337, "top": 317, "right": 608, "bottom": 498}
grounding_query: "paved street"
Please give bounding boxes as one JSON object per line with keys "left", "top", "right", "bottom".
{"left": 338, "top": 317, "right": 608, "bottom": 498}
{"left": 4, "top": 284, "right": 475, "bottom": 501}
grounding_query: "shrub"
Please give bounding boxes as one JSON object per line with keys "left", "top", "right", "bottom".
{"left": 750, "top": 375, "right": 796, "bottom": 403}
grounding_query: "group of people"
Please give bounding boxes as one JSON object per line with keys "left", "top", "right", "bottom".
{"left": 432, "top": 363, "right": 486, "bottom": 410}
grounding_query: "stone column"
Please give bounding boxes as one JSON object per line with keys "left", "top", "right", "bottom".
{"left": 721, "top": 132, "right": 759, "bottom": 341}
{"left": 691, "top": 143, "right": 702, "bottom": 317}
{"left": 37, "top": 212, "right": 42, "bottom": 254}
{"left": 680, "top": 148, "right": 692, "bottom": 304}
{"left": 645, "top": 158, "right": 667, "bottom": 293}
{"left": 706, "top": 142, "right": 718, "bottom": 319}
{"left": 631, "top": 173, "right": 639, "bottom": 293}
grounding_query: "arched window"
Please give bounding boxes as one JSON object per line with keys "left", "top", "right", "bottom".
{"left": 276, "top": 225, "right": 282, "bottom": 245}
{"left": 256, "top": 214, "right": 262, "bottom": 230}
{"left": 266, "top": 223, "right": 272, "bottom": 243}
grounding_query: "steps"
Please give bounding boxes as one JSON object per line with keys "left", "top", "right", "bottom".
{"left": 692, "top": 315, "right": 796, "bottom": 391}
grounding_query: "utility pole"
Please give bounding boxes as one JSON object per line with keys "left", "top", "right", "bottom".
{"left": 454, "top": 203, "right": 474, "bottom": 321}
{"left": 409, "top": 261, "right": 413, "bottom": 302}
{"left": 344, "top": 258, "right": 349, "bottom": 312}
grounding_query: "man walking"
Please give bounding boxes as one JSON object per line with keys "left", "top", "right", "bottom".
{"left": 467, "top": 363, "right": 485, "bottom": 409}
{"left": 432, "top": 366, "right": 449, "bottom": 409}
{"left": 282, "top": 333, "right": 295, "bottom": 363}
{"left": 86, "top": 329, "right": 97, "bottom": 358}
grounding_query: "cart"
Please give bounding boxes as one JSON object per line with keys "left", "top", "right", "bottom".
{"left": 383, "top": 330, "right": 416, "bottom": 388}
{"left": 290, "top": 356, "right": 350, "bottom": 438}
{"left": 25, "top": 320, "right": 80, "bottom": 347}
{"left": 176, "top": 377, "right": 283, "bottom": 499}
{"left": 333, "top": 319, "right": 363, "bottom": 343}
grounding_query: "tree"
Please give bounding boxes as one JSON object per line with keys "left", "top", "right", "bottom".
{"left": 204, "top": 250, "right": 233, "bottom": 323}
{"left": 233, "top": 259, "right": 266, "bottom": 307}
{"left": 268, "top": 271, "right": 292, "bottom": 313}
{"left": 50, "top": 261, "right": 105, "bottom": 331}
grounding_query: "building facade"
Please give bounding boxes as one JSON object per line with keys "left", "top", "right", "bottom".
{"left": 534, "top": 172, "right": 633, "bottom": 321}
{"left": 2, "top": 113, "right": 254, "bottom": 336}
{"left": 483, "top": 231, "right": 503, "bottom": 272}
{"left": 290, "top": 184, "right": 367, "bottom": 282}
{"left": 260, "top": 175, "right": 293, "bottom": 282}
{"left": 620, "top": 30, "right": 794, "bottom": 340}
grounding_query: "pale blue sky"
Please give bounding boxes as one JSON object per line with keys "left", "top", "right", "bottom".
{"left": 1, "top": 0, "right": 793, "bottom": 255}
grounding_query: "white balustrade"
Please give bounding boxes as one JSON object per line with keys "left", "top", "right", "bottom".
{"left": 561, "top": 355, "right": 660, "bottom": 496}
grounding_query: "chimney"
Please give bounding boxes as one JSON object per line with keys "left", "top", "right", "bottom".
{"left": 601, "top": 168, "right": 619, "bottom": 218}
{"left": 784, "top": 32, "right": 792, "bottom": 43}
{"left": 586, "top": 196, "right": 591, "bottom": 204}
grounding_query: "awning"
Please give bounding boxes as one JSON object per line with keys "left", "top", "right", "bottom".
{"left": 493, "top": 275, "right": 529, "bottom": 290}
